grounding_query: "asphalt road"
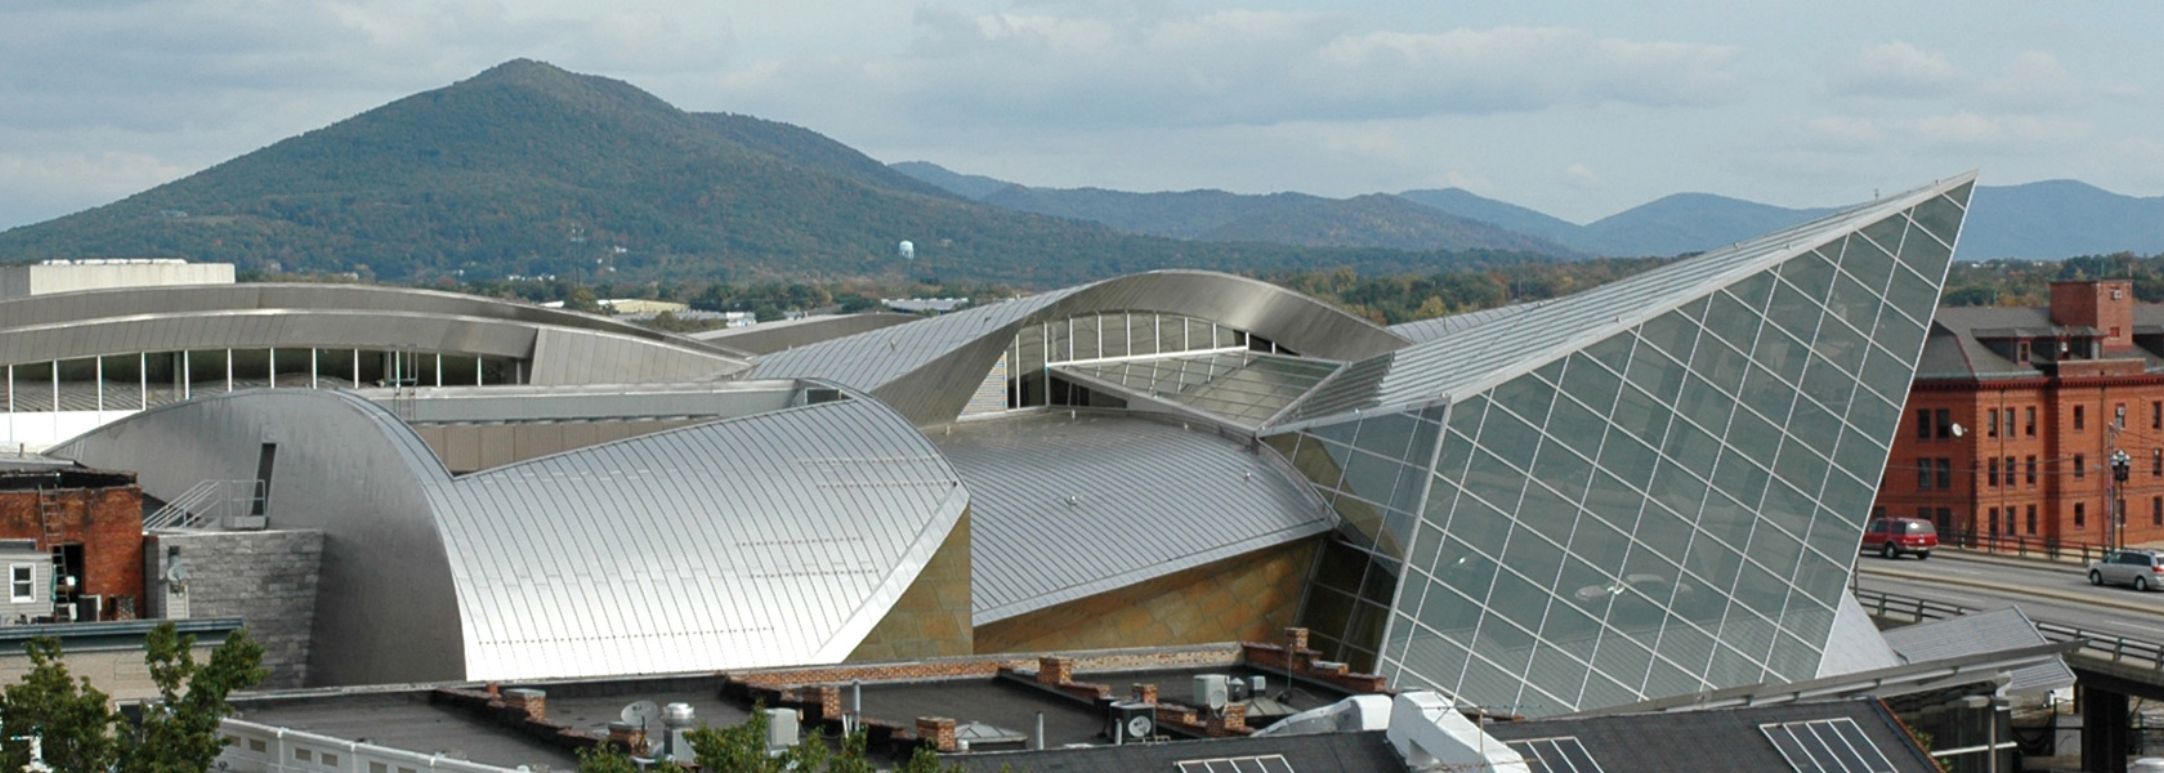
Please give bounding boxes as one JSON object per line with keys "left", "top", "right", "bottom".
{"left": 1854, "top": 551, "right": 2164, "bottom": 641}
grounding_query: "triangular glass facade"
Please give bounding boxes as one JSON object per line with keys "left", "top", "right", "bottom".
{"left": 1271, "top": 177, "right": 1974, "bottom": 715}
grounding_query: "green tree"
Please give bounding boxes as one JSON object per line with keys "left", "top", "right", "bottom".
{"left": 115, "top": 624, "right": 268, "bottom": 772}
{"left": 0, "top": 638, "right": 119, "bottom": 771}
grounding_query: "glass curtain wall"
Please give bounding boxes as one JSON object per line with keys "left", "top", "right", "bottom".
{"left": 1282, "top": 187, "right": 1965, "bottom": 716}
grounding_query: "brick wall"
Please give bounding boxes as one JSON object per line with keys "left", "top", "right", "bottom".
{"left": 0, "top": 483, "right": 144, "bottom": 615}
{"left": 145, "top": 530, "right": 323, "bottom": 688}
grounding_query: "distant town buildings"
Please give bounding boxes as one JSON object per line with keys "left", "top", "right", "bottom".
{"left": 1878, "top": 278, "right": 2164, "bottom": 548}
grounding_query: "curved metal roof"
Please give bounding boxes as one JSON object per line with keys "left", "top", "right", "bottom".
{"left": 751, "top": 271, "right": 1409, "bottom": 425}
{"left": 0, "top": 283, "right": 749, "bottom": 383}
{"left": 929, "top": 411, "right": 1332, "bottom": 623}
{"left": 50, "top": 385, "right": 967, "bottom": 684}
{"left": 690, "top": 312, "right": 919, "bottom": 355}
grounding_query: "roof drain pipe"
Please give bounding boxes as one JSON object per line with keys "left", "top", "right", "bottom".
{"left": 1035, "top": 711, "right": 1045, "bottom": 751}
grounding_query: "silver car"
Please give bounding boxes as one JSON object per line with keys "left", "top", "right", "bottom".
{"left": 2088, "top": 550, "right": 2164, "bottom": 591}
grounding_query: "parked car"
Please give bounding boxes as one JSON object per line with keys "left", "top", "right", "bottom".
{"left": 1860, "top": 517, "right": 1937, "bottom": 560}
{"left": 2088, "top": 550, "right": 2164, "bottom": 591}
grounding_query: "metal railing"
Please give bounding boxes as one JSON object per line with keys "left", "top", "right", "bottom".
{"left": 142, "top": 479, "right": 264, "bottom": 530}
{"left": 1856, "top": 588, "right": 2164, "bottom": 674}
{"left": 1933, "top": 528, "right": 2116, "bottom": 566}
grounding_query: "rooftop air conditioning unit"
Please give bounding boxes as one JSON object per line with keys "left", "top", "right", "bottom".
{"left": 1192, "top": 674, "right": 1229, "bottom": 711}
{"left": 1106, "top": 701, "right": 1154, "bottom": 744}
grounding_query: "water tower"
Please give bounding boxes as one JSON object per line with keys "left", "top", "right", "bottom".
{"left": 897, "top": 240, "right": 915, "bottom": 260}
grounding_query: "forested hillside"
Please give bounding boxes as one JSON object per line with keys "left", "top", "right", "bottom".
{"left": 0, "top": 60, "right": 1542, "bottom": 287}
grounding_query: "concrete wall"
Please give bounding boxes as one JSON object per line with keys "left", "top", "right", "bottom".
{"left": 146, "top": 530, "right": 324, "bottom": 688}
{"left": 0, "top": 261, "right": 234, "bottom": 299}
{"left": 0, "top": 641, "right": 220, "bottom": 701}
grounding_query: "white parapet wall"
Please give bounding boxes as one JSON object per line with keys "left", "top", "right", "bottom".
{"left": 216, "top": 719, "right": 514, "bottom": 773}
{"left": 0, "top": 410, "right": 136, "bottom": 453}
{"left": 0, "top": 259, "right": 235, "bottom": 299}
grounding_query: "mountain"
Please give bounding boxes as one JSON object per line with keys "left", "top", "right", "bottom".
{"left": 893, "top": 163, "right": 1578, "bottom": 256}
{"left": 1960, "top": 180, "right": 2164, "bottom": 260}
{"left": 890, "top": 161, "right": 1015, "bottom": 200}
{"left": 1581, "top": 194, "right": 1836, "bottom": 256}
{"left": 0, "top": 60, "right": 1538, "bottom": 285}
{"left": 1196, "top": 193, "right": 1577, "bottom": 255}
{"left": 1397, "top": 188, "right": 1587, "bottom": 247}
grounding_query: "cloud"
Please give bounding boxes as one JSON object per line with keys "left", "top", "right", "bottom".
{"left": 718, "top": 14, "right": 1744, "bottom": 130}
{"left": 1832, "top": 41, "right": 1960, "bottom": 99}
{"left": 1908, "top": 112, "right": 2090, "bottom": 148}
{"left": 1981, "top": 51, "right": 2086, "bottom": 111}
{"left": 1563, "top": 163, "right": 1603, "bottom": 189}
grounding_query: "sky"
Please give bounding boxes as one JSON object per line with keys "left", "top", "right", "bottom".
{"left": 2, "top": 0, "right": 2160, "bottom": 230}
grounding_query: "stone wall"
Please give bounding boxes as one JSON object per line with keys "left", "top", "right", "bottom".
{"left": 974, "top": 537, "right": 1318, "bottom": 654}
{"left": 848, "top": 510, "right": 974, "bottom": 661}
{"left": 145, "top": 529, "right": 323, "bottom": 688}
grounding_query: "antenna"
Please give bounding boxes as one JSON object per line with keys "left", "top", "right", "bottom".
{"left": 621, "top": 700, "right": 660, "bottom": 732}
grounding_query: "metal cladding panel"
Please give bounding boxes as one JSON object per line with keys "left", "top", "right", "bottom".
{"left": 1344, "top": 175, "right": 1976, "bottom": 716}
{"left": 0, "top": 311, "right": 749, "bottom": 384}
{"left": 931, "top": 412, "right": 1332, "bottom": 623}
{"left": 690, "top": 313, "right": 919, "bottom": 355}
{"left": 432, "top": 395, "right": 968, "bottom": 680}
{"left": 47, "top": 390, "right": 466, "bottom": 686}
{"left": 0, "top": 283, "right": 691, "bottom": 347}
{"left": 750, "top": 289, "right": 1077, "bottom": 391}
{"left": 751, "top": 271, "right": 1408, "bottom": 426}
{"left": 1388, "top": 300, "right": 1556, "bottom": 344}
{"left": 1276, "top": 174, "right": 1979, "bottom": 430}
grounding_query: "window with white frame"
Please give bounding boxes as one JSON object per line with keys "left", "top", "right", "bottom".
{"left": 10, "top": 564, "right": 35, "bottom": 602}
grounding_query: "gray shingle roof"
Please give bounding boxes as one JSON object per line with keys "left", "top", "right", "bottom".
{"left": 931, "top": 411, "right": 1332, "bottom": 623}
{"left": 1880, "top": 606, "right": 2075, "bottom": 695}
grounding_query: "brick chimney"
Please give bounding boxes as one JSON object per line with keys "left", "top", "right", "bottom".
{"left": 916, "top": 716, "right": 958, "bottom": 752}
{"left": 2051, "top": 279, "right": 2136, "bottom": 354}
{"left": 501, "top": 688, "right": 547, "bottom": 721}
{"left": 1131, "top": 683, "right": 1159, "bottom": 705}
{"left": 1037, "top": 656, "right": 1074, "bottom": 686}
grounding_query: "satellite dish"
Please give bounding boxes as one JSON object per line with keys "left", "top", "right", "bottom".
{"left": 1949, "top": 423, "right": 1966, "bottom": 438}
{"left": 621, "top": 700, "right": 660, "bottom": 728}
{"left": 166, "top": 561, "right": 190, "bottom": 585}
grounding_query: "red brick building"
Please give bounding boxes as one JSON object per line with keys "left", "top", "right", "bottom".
{"left": 1877, "top": 279, "right": 2164, "bottom": 548}
{"left": 0, "top": 464, "right": 144, "bottom": 619}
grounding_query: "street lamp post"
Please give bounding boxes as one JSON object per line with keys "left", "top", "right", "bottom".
{"left": 2111, "top": 448, "right": 2132, "bottom": 550}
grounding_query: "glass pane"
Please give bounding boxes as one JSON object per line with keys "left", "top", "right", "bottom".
{"left": 1841, "top": 226, "right": 1899, "bottom": 292}
{"left": 1780, "top": 249, "right": 1838, "bottom": 297}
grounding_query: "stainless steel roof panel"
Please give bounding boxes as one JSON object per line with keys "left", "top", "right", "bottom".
{"left": 931, "top": 411, "right": 1331, "bottom": 623}
{"left": 49, "top": 386, "right": 966, "bottom": 684}
{"left": 751, "top": 271, "right": 1409, "bottom": 425}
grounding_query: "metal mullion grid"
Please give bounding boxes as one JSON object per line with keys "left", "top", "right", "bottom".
{"left": 1706, "top": 278, "right": 1808, "bottom": 675}
{"left": 1442, "top": 396, "right": 1718, "bottom": 707}
{"left": 1621, "top": 312, "right": 1748, "bottom": 695}
{"left": 1541, "top": 348, "right": 1639, "bottom": 708}
{"left": 1453, "top": 390, "right": 1549, "bottom": 709}
{"left": 1509, "top": 360, "right": 1609, "bottom": 709}
{"left": 1550, "top": 332, "right": 1661, "bottom": 701}
{"left": 1702, "top": 267, "right": 1890, "bottom": 578}
{"left": 1377, "top": 407, "right": 1451, "bottom": 674}
{"left": 1759, "top": 249, "right": 1878, "bottom": 664}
